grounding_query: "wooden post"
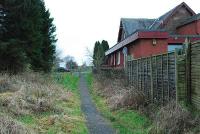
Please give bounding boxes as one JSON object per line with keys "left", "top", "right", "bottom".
{"left": 155, "top": 56, "right": 158, "bottom": 103}
{"left": 141, "top": 59, "right": 144, "bottom": 92}
{"left": 161, "top": 55, "right": 164, "bottom": 105}
{"left": 150, "top": 57, "right": 154, "bottom": 103}
{"left": 142, "top": 58, "right": 144, "bottom": 94}
{"left": 137, "top": 60, "right": 139, "bottom": 90}
{"left": 175, "top": 49, "right": 179, "bottom": 104}
{"left": 167, "top": 53, "right": 170, "bottom": 102}
{"left": 131, "top": 61, "right": 133, "bottom": 86}
{"left": 185, "top": 38, "right": 191, "bottom": 104}
{"left": 146, "top": 58, "right": 148, "bottom": 99}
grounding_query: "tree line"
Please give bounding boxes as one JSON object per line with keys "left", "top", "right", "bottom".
{"left": 0, "top": 0, "right": 56, "bottom": 73}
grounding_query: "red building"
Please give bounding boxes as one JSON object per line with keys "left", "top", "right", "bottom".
{"left": 105, "top": 2, "right": 200, "bottom": 68}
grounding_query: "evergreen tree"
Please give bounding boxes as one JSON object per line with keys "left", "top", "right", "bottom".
{"left": 101, "top": 40, "right": 109, "bottom": 52}
{"left": 39, "top": 1, "right": 56, "bottom": 72}
{"left": 93, "top": 40, "right": 109, "bottom": 69}
{"left": 0, "top": 0, "right": 57, "bottom": 73}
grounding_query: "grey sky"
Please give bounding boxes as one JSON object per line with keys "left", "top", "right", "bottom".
{"left": 44, "top": 0, "right": 200, "bottom": 65}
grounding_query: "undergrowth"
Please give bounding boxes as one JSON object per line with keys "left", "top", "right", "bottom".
{"left": 0, "top": 72, "right": 88, "bottom": 134}
{"left": 87, "top": 72, "right": 200, "bottom": 134}
{"left": 86, "top": 73, "right": 151, "bottom": 134}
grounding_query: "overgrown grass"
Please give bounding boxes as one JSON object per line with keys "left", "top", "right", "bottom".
{"left": 86, "top": 73, "right": 151, "bottom": 134}
{"left": 50, "top": 72, "right": 88, "bottom": 134}
{"left": 54, "top": 72, "right": 79, "bottom": 91}
{"left": 0, "top": 72, "right": 88, "bottom": 134}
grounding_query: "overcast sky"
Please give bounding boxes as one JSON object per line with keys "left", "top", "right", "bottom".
{"left": 44, "top": 0, "right": 200, "bottom": 65}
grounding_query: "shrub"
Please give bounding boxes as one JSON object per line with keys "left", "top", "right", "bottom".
{"left": 108, "top": 89, "right": 145, "bottom": 110}
{"left": 151, "top": 102, "right": 200, "bottom": 134}
{"left": 94, "top": 73, "right": 145, "bottom": 110}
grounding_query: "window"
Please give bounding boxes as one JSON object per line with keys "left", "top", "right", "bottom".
{"left": 168, "top": 44, "right": 183, "bottom": 52}
{"left": 117, "top": 52, "right": 120, "bottom": 65}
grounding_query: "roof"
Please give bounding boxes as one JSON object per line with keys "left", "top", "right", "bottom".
{"left": 106, "top": 30, "right": 168, "bottom": 56}
{"left": 121, "top": 18, "right": 155, "bottom": 37}
{"left": 177, "top": 13, "right": 200, "bottom": 27}
{"left": 149, "top": 2, "right": 196, "bottom": 29}
{"left": 106, "top": 2, "right": 197, "bottom": 56}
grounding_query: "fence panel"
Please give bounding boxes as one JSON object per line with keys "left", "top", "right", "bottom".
{"left": 127, "top": 52, "right": 176, "bottom": 105}
{"left": 126, "top": 41, "right": 200, "bottom": 109}
{"left": 190, "top": 41, "right": 200, "bottom": 109}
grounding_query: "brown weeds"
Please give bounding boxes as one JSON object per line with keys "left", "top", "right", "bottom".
{"left": 151, "top": 102, "right": 200, "bottom": 134}
{"left": 0, "top": 116, "right": 34, "bottom": 134}
{"left": 0, "top": 73, "right": 69, "bottom": 115}
{"left": 94, "top": 73, "right": 145, "bottom": 110}
{"left": 94, "top": 72, "right": 200, "bottom": 134}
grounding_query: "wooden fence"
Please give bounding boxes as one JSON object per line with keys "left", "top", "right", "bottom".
{"left": 126, "top": 40, "right": 200, "bottom": 109}
{"left": 126, "top": 52, "right": 176, "bottom": 105}
{"left": 190, "top": 41, "right": 200, "bottom": 108}
{"left": 176, "top": 41, "right": 200, "bottom": 109}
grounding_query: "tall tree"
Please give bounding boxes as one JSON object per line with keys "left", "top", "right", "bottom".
{"left": 39, "top": 1, "right": 56, "bottom": 72}
{"left": 101, "top": 40, "right": 109, "bottom": 52}
{"left": 0, "top": 0, "right": 56, "bottom": 73}
{"left": 93, "top": 40, "right": 109, "bottom": 70}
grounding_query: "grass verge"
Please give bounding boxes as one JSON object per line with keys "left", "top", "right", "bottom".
{"left": 0, "top": 72, "right": 88, "bottom": 134}
{"left": 86, "top": 73, "right": 151, "bottom": 134}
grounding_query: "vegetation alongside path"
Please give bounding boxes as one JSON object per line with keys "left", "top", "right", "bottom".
{"left": 0, "top": 72, "right": 88, "bottom": 134}
{"left": 53, "top": 73, "right": 88, "bottom": 134}
{"left": 86, "top": 73, "right": 151, "bottom": 134}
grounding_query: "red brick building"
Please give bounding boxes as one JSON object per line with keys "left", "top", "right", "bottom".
{"left": 105, "top": 2, "right": 200, "bottom": 68}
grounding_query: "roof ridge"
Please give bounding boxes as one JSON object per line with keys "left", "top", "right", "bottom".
{"left": 121, "top": 18, "right": 155, "bottom": 20}
{"left": 149, "top": 2, "right": 196, "bottom": 30}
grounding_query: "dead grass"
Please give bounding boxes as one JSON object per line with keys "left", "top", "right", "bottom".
{"left": 94, "top": 72, "right": 200, "bottom": 134}
{"left": 0, "top": 116, "right": 34, "bottom": 134}
{"left": 94, "top": 73, "right": 145, "bottom": 110}
{"left": 0, "top": 73, "right": 72, "bottom": 134}
{"left": 150, "top": 101, "right": 200, "bottom": 134}
{"left": 0, "top": 73, "right": 67, "bottom": 116}
{"left": 0, "top": 72, "right": 81, "bottom": 133}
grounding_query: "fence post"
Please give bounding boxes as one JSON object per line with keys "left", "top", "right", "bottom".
{"left": 150, "top": 56, "right": 154, "bottom": 103}
{"left": 175, "top": 49, "right": 178, "bottom": 105}
{"left": 167, "top": 53, "right": 170, "bottom": 102}
{"left": 146, "top": 58, "right": 148, "bottom": 99}
{"left": 185, "top": 38, "right": 191, "bottom": 104}
{"left": 155, "top": 56, "right": 158, "bottom": 103}
{"left": 137, "top": 60, "right": 139, "bottom": 90}
{"left": 161, "top": 55, "right": 164, "bottom": 105}
{"left": 125, "top": 56, "right": 129, "bottom": 85}
{"left": 131, "top": 61, "right": 133, "bottom": 86}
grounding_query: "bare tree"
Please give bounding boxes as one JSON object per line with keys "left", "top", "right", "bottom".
{"left": 85, "top": 47, "right": 94, "bottom": 66}
{"left": 54, "top": 49, "right": 63, "bottom": 68}
{"left": 63, "top": 55, "right": 78, "bottom": 70}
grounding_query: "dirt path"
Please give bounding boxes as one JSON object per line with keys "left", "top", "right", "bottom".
{"left": 79, "top": 74, "right": 116, "bottom": 134}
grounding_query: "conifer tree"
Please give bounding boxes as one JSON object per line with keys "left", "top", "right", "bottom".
{"left": 93, "top": 40, "right": 109, "bottom": 70}
{"left": 0, "top": 0, "right": 57, "bottom": 73}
